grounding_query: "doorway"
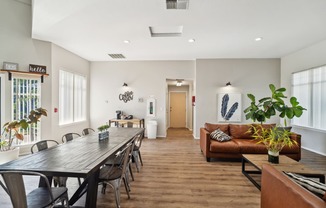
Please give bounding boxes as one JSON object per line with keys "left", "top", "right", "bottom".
{"left": 170, "top": 92, "right": 186, "bottom": 128}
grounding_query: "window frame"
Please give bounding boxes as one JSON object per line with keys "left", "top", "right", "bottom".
{"left": 59, "top": 69, "right": 87, "bottom": 126}
{"left": 291, "top": 64, "right": 326, "bottom": 131}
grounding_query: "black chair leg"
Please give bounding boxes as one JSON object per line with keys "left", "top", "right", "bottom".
{"left": 129, "top": 164, "right": 134, "bottom": 181}
{"left": 138, "top": 151, "right": 143, "bottom": 166}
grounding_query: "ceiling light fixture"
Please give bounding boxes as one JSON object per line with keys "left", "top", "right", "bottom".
{"left": 226, "top": 82, "right": 231, "bottom": 86}
{"left": 188, "top": 38, "right": 195, "bottom": 43}
{"left": 176, "top": 79, "right": 184, "bottom": 86}
{"left": 255, "top": 37, "right": 263, "bottom": 41}
{"left": 124, "top": 40, "right": 130, "bottom": 44}
{"left": 123, "top": 83, "right": 128, "bottom": 87}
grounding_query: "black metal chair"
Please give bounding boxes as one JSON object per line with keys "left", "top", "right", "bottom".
{"left": 61, "top": 133, "right": 81, "bottom": 143}
{"left": 99, "top": 142, "right": 134, "bottom": 208}
{"left": 82, "top": 128, "right": 95, "bottom": 136}
{"left": 132, "top": 131, "right": 145, "bottom": 172}
{"left": 30, "top": 140, "right": 59, "bottom": 154}
{"left": 0, "top": 170, "right": 68, "bottom": 208}
{"left": 30, "top": 140, "right": 68, "bottom": 187}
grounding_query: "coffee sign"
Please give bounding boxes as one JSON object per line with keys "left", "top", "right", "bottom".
{"left": 29, "top": 64, "right": 46, "bottom": 74}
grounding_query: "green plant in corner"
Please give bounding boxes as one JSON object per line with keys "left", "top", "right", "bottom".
{"left": 0, "top": 108, "right": 47, "bottom": 151}
{"left": 244, "top": 84, "right": 306, "bottom": 126}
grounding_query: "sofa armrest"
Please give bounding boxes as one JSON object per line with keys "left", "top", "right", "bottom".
{"left": 290, "top": 132, "right": 301, "bottom": 160}
{"left": 261, "top": 164, "right": 325, "bottom": 208}
{"left": 200, "top": 128, "right": 211, "bottom": 161}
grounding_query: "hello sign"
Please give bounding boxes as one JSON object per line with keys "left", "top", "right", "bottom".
{"left": 29, "top": 64, "right": 46, "bottom": 74}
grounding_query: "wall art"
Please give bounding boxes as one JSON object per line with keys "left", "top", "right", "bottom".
{"left": 217, "top": 93, "right": 241, "bottom": 122}
{"left": 119, "top": 91, "right": 133, "bottom": 103}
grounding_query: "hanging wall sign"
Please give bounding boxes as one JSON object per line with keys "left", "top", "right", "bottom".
{"left": 119, "top": 91, "right": 133, "bottom": 103}
{"left": 29, "top": 64, "right": 47, "bottom": 74}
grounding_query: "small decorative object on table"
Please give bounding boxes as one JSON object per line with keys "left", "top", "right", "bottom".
{"left": 251, "top": 125, "right": 297, "bottom": 164}
{"left": 98, "top": 124, "right": 110, "bottom": 141}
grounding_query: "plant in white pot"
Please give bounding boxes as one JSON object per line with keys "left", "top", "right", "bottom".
{"left": 250, "top": 125, "right": 297, "bottom": 163}
{"left": 0, "top": 108, "right": 47, "bottom": 164}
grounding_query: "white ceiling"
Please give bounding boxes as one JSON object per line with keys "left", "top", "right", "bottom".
{"left": 32, "top": 0, "right": 326, "bottom": 61}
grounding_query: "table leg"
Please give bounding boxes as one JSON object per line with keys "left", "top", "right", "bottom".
{"left": 85, "top": 169, "right": 100, "bottom": 208}
{"left": 241, "top": 157, "right": 262, "bottom": 190}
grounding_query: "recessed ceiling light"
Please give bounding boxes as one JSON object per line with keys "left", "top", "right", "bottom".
{"left": 255, "top": 37, "right": 263, "bottom": 41}
{"left": 124, "top": 40, "right": 130, "bottom": 44}
{"left": 188, "top": 39, "right": 195, "bottom": 43}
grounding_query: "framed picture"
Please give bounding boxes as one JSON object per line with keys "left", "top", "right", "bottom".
{"left": 146, "top": 98, "right": 156, "bottom": 117}
{"left": 3, "top": 62, "right": 18, "bottom": 70}
{"left": 217, "top": 93, "right": 241, "bottom": 122}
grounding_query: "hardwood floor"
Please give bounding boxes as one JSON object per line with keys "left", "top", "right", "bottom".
{"left": 0, "top": 128, "right": 325, "bottom": 208}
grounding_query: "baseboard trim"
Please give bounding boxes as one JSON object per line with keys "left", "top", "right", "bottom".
{"left": 302, "top": 146, "right": 326, "bottom": 156}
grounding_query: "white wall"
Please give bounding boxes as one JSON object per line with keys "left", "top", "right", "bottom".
{"left": 51, "top": 44, "right": 90, "bottom": 141}
{"left": 90, "top": 61, "right": 195, "bottom": 137}
{"left": 0, "top": 0, "right": 52, "bottom": 154}
{"left": 195, "top": 59, "right": 280, "bottom": 138}
{"left": 0, "top": 0, "right": 90, "bottom": 155}
{"left": 281, "top": 39, "right": 326, "bottom": 155}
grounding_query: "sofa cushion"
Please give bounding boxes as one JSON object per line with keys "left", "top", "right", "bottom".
{"left": 210, "top": 129, "right": 231, "bottom": 142}
{"left": 285, "top": 172, "right": 326, "bottom": 200}
{"left": 280, "top": 144, "right": 300, "bottom": 154}
{"left": 229, "top": 124, "right": 253, "bottom": 139}
{"left": 233, "top": 138, "right": 267, "bottom": 153}
{"left": 205, "top": 123, "right": 229, "bottom": 134}
{"left": 210, "top": 140, "right": 240, "bottom": 153}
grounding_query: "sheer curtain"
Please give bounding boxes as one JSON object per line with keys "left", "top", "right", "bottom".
{"left": 292, "top": 65, "right": 326, "bottom": 130}
{"left": 59, "top": 70, "right": 74, "bottom": 125}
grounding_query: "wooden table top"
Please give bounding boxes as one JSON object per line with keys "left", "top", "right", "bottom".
{"left": 0, "top": 127, "right": 144, "bottom": 178}
{"left": 243, "top": 154, "right": 323, "bottom": 175}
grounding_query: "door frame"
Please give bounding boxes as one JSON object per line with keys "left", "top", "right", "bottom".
{"left": 168, "top": 91, "right": 188, "bottom": 128}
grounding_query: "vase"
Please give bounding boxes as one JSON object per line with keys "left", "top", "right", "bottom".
{"left": 268, "top": 150, "right": 279, "bottom": 164}
{"left": 0, "top": 147, "right": 20, "bottom": 165}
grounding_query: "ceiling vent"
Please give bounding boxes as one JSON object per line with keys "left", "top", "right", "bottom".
{"left": 166, "top": 0, "right": 189, "bottom": 10}
{"left": 149, "top": 26, "right": 183, "bottom": 37}
{"left": 108, "top": 54, "right": 126, "bottom": 59}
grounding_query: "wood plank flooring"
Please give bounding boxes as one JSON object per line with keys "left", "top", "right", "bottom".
{"left": 0, "top": 128, "right": 325, "bottom": 208}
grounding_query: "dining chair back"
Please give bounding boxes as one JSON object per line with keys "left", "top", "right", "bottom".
{"left": 62, "top": 133, "right": 81, "bottom": 143}
{"left": 30, "top": 140, "right": 59, "bottom": 153}
{"left": 99, "top": 141, "right": 134, "bottom": 208}
{"left": 82, "top": 128, "right": 95, "bottom": 136}
{"left": 0, "top": 170, "right": 68, "bottom": 208}
{"left": 132, "top": 131, "right": 145, "bottom": 172}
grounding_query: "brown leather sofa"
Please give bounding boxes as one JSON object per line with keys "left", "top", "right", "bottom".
{"left": 261, "top": 164, "right": 326, "bottom": 208}
{"left": 200, "top": 123, "right": 301, "bottom": 162}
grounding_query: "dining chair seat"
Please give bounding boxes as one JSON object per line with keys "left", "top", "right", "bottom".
{"left": 0, "top": 171, "right": 68, "bottom": 208}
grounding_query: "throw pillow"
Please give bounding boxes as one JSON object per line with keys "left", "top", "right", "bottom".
{"left": 210, "top": 129, "right": 231, "bottom": 142}
{"left": 285, "top": 172, "right": 326, "bottom": 200}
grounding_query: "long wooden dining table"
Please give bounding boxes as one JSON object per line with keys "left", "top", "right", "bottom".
{"left": 0, "top": 127, "right": 144, "bottom": 208}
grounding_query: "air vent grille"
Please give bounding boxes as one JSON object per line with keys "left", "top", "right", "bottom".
{"left": 166, "top": 0, "right": 189, "bottom": 10}
{"left": 108, "top": 54, "right": 126, "bottom": 59}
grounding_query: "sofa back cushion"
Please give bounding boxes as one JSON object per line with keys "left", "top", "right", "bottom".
{"left": 229, "top": 124, "right": 253, "bottom": 139}
{"left": 204, "top": 123, "right": 229, "bottom": 135}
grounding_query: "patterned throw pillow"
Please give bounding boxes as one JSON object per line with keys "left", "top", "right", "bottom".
{"left": 210, "top": 129, "right": 231, "bottom": 142}
{"left": 285, "top": 172, "right": 326, "bottom": 200}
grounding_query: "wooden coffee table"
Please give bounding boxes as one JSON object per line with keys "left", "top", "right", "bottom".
{"left": 242, "top": 154, "right": 325, "bottom": 190}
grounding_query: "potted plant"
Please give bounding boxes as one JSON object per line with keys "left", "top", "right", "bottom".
{"left": 98, "top": 124, "right": 110, "bottom": 141}
{"left": 244, "top": 84, "right": 306, "bottom": 127}
{"left": 251, "top": 125, "right": 297, "bottom": 163}
{"left": 0, "top": 107, "right": 47, "bottom": 164}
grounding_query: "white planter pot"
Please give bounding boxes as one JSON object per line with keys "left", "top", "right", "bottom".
{"left": 0, "top": 147, "right": 20, "bottom": 165}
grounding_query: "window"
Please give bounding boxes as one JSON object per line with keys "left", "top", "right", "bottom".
{"left": 12, "top": 77, "right": 41, "bottom": 144}
{"left": 59, "top": 70, "right": 86, "bottom": 125}
{"left": 292, "top": 65, "right": 326, "bottom": 130}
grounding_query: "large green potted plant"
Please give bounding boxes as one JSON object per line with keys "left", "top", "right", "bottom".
{"left": 244, "top": 84, "right": 306, "bottom": 126}
{"left": 0, "top": 108, "right": 47, "bottom": 164}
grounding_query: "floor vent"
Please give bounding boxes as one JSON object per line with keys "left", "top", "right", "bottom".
{"left": 108, "top": 54, "right": 126, "bottom": 59}
{"left": 166, "top": 0, "right": 189, "bottom": 10}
